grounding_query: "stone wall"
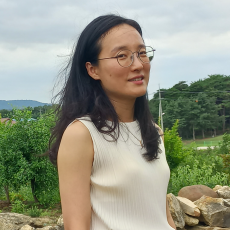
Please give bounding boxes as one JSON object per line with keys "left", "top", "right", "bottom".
{"left": 167, "top": 185, "right": 230, "bottom": 230}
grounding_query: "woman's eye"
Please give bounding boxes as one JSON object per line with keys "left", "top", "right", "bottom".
{"left": 139, "top": 51, "right": 147, "bottom": 56}
{"left": 117, "top": 54, "right": 127, "bottom": 59}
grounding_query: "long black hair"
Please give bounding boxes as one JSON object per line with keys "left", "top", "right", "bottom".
{"left": 49, "top": 14, "right": 161, "bottom": 165}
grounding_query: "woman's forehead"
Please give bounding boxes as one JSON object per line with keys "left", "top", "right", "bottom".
{"left": 100, "top": 24, "right": 143, "bottom": 52}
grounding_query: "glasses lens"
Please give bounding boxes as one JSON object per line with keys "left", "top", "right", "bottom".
{"left": 139, "top": 46, "right": 154, "bottom": 63}
{"left": 117, "top": 49, "right": 133, "bottom": 67}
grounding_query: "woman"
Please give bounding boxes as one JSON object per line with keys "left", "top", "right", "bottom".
{"left": 49, "top": 14, "right": 176, "bottom": 230}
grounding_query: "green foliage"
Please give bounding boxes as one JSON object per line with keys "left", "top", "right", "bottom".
{"left": 10, "top": 192, "right": 24, "bottom": 202}
{"left": 149, "top": 74, "right": 230, "bottom": 139}
{"left": 164, "top": 120, "right": 189, "bottom": 170}
{"left": 169, "top": 159, "right": 228, "bottom": 195}
{"left": 179, "top": 147, "right": 225, "bottom": 173}
{"left": 11, "top": 200, "right": 26, "bottom": 213}
{"left": 218, "top": 133, "right": 230, "bottom": 155}
{"left": 26, "top": 206, "right": 43, "bottom": 217}
{"left": 0, "top": 108, "right": 59, "bottom": 205}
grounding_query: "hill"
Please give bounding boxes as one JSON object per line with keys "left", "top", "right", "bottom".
{"left": 0, "top": 100, "right": 50, "bottom": 110}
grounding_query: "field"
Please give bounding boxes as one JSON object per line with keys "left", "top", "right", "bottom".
{"left": 183, "top": 135, "right": 223, "bottom": 147}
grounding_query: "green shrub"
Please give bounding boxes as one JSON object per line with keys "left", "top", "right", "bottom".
{"left": 164, "top": 120, "right": 190, "bottom": 170}
{"left": 36, "top": 187, "right": 60, "bottom": 208}
{"left": 26, "top": 206, "right": 42, "bottom": 217}
{"left": 11, "top": 200, "right": 25, "bottom": 213}
{"left": 179, "top": 147, "right": 225, "bottom": 173}
{"left": 218, "top": 133, "right": 230, "bottom": 155}
{"left": 169, "top": 159, "right": 228, "bottom": 195}
{"left": 10, "top": 192, "right": 24, "bottom": 202}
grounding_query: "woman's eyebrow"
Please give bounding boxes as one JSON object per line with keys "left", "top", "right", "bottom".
{"left": 110, "top": 44, "right": 146, "bottom": 54}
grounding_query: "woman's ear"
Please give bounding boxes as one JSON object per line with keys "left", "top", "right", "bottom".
{"left": 85, "top": 62, "right": 100, "bottom": 80}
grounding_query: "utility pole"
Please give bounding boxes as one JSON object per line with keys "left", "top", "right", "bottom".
{"left": 159, "top": 84, "right": 164, "bottom": 132}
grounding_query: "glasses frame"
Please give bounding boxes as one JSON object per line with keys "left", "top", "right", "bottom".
{"left": 97, "top": 46, "right": 156, "bottom": 68}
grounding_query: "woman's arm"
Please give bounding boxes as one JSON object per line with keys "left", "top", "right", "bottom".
{"left": 166, "top": 198, "right": 176, "bottom": 229}
{"left": 57, "top": 121, "right": 94, "bottom": 230}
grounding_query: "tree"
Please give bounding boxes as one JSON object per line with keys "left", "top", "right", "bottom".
{"left": 0, "top": 108, "right": 58, "bottom": 204}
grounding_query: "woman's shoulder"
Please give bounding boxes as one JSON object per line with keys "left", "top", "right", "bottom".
{"left": 62, "top": 119, "right": 92, "bottom": 146}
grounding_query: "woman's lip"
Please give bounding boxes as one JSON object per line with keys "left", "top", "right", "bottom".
{"left": 129, "top": 78, "right": 144, "bottom": 85}
{"left": 128, "top": 75, "right": 144, "bottom": 81}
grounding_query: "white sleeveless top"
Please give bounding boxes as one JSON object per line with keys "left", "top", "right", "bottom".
{"left": 75, "top": 117, "right": 174, "bottom": 230}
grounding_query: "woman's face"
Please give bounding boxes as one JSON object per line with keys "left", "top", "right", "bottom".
{"left": 90, "top": 24, "right": 151, "bottom": 101}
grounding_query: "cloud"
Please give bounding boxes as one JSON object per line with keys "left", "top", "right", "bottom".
{"left": 0, "top": 0, "right": 230, "bottom": 102}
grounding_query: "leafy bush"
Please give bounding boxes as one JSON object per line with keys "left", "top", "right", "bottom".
{"left": 26, "top": 206, "right": 43, "bottom": 217}
{"left": 36, "top": 186, "right": 60, "bottom": 208}
{"left": 164, "top": 120, "right": 190, "bottom": 170}
{"left": 179, "top": 147, "right": 225, "bottom": 173}
{"left": 11, "top": 200, "right": 26, "bottom": 213}
{"left": 169, "top": 159, "right": 228, "bottom": 195}
{"left": 218, "top": 133, "right": 230, "bottom": 155}
{"left": 10, "top": 192, "right": 24, "bottom": 202}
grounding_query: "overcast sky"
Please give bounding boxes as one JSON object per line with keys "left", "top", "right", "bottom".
{"left": 0, "top": 0, "right": 230, "bottom": 103}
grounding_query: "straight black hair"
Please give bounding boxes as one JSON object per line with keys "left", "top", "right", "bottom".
{"left": 49, "top": 14, "right": 161, "bottom": 165}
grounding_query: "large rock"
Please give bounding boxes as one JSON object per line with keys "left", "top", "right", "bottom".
{"left": 57, "top": 215, "right": 64, "bottom": 230}
{"left": 0, "top": 213, "right": 32, "bottom": 230}
{"left": 167, "top": 193, "right": 185, "bottom": 229}
{"left": 178, "top": 185, "right": 219, "bottom": 202}
{"left": 216, "top": 186, "right": 230, "bottom": 199}
{"left": 183, "top": 213, "right": 199, "bottom": 226}
{"left": 36, "top": 226, "right": 61, "bottom": 230}
{"left": 224, "top": 199, "right": 230, "bottom": 207}
{"left": 177, "top": 196, "right": 200, "bottom": 217}
{"left": 194, "top": 195, "right": 230, "bottom": 228}
{"left": 31, "top": 217, "right": 56, "bottom": 228}
{"left": 20, "top": 225, "right": 35, "bottom": 230}
{"left": 213, "top": 185, "right": 223, "bottom": 192}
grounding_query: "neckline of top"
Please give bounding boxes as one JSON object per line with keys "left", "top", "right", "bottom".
{"left": 106, "top": 119, "right": 138, "bottom": 127}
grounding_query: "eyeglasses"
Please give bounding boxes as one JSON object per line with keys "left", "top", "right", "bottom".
{"left": 98, "top": 46, "right": 155, "bottom": 67}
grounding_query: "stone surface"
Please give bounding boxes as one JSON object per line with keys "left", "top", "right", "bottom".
{"left": 224, "top": 199, "right": 230, "bottom": 207}
{"left": 216, "top": 186, "right": 230, "bottom": 199}
{"left": 194, "top": 195, "right": 230, "bottom": 228}
{"left": 177, "top": 196, "right": 200, "bottom": 217}
{"left": 36, "top": 226, "right": 61, "bottom": 230}
{"left": 57, "top": 215, "right": 64, "bottom": 230}
{"left": 178, "top": 185, "right": 219, "bottom": 202}
{"left": 0, "top": 213, "right": 32, "bottom": 230}
{"left": 20, "top": 225, "right": 35, "bottom": 230}
{"left": 186, "top": 224, "right": 230, "bottom": 229}
{"left": 213, "top": 185, "right": 223, "bottom": 192}
{"left": 31, "top": 217, "right": 55, "bottom": 228}
{"left": 184, "top": 213, "right": 199, "bottom": 226}
{"left": 167, "top": 193, "right": 185, "bottom": 229}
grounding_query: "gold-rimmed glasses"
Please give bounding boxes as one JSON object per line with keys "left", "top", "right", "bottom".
{"left": 98, "top": 46, "right": 155, "bottom": 67}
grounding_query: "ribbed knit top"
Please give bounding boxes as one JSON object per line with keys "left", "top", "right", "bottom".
{"left": 76, "top": 117, "right": 174, "bottom": 230}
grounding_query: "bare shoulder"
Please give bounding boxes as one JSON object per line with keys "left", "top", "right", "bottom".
{"left": 61, "top": 120, "right": 92, "bottom": 144}
{"left": 58, "top": 120, "right": 94, "bottom": 167}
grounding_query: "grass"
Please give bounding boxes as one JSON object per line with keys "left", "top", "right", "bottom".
{"left": 183, "top": 135, "right": 223, "bottom": 147}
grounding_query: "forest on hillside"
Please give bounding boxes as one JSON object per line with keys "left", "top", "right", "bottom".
{"left": 149, "top": 74, "right": 230, "bottom": 139}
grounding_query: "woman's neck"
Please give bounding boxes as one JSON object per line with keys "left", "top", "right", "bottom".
{"left": 109, "top": 98, "right": 136, "bottom": 122}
